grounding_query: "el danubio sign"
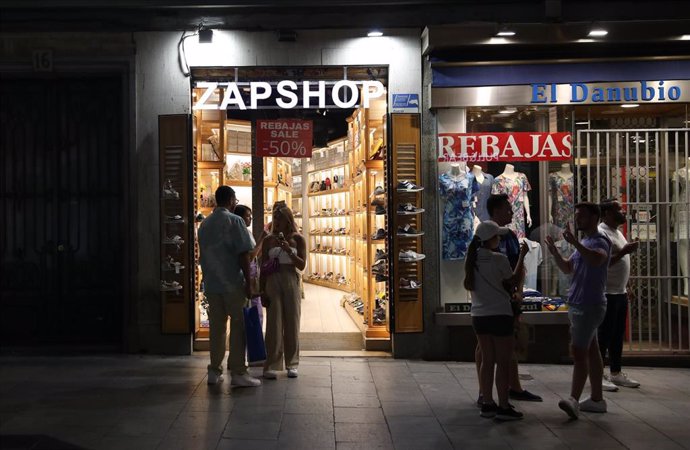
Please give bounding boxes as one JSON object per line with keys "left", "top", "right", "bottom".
{"left": 438, "top": 132, "right": 572, "bottom": 162}
{"left": 193, "top": 80, "right": 386, "bottom": 110}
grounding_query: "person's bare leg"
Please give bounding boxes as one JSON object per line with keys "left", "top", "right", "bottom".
{"left": 494, "top": 336, "right": 514, "bottom": 409}
{"left": 509, "top": 360, "right": 523, "bottom": 392}
{"left": 475, "top": 343, "right": 482, "bottom": 396}
{"left": 477, "top": 335, "right": 496, "bottom": 404}
{"left": 587, "top": 337, "right": 604, "bottom": 401}
{"left": 570, "top": 345, "right": 589, "bottom": 401}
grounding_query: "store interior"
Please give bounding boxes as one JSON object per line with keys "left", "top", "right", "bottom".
{"left": 191, "top": 67, "right": 393, "bottom": 351}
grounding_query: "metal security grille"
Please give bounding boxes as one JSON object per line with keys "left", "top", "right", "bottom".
{"left": 575, "top": 128, "right": 690, "bottom": 353}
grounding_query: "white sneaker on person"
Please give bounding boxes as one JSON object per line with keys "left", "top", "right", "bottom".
{"left": 579, "top": 396, "right": 607, "bottom": 413}
{"left": 287, "top": 368, "right": 298, "bottom": 378}
{"left": 558, "top": 396, "right": 580, "bottom": 419}
{"left": 231, "top": 373, "right": 262, "bottom": 387}
{"left": 602, "top": 375, "right": 619, "bottom": 392}
{"left": 610, "top": 372, "right": 640, "bottom": 388}
{"left": 263, "top": 370, "right": 278, "bottom": 380}
{"left": 207, "top": 371, "right": 224, "bottom": 385}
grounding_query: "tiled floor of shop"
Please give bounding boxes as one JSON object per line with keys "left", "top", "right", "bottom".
{"left": 1, "top": 355, "right": 689, "bottom": 449}
{"left": 300, "top": 283, "right": 360, "bottom": 333}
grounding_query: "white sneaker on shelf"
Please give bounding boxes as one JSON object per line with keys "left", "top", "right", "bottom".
{"left": 207, "top": 371, "right": 224, "bottom": 385}
{"left": 263, "top": 370, "right": 278, "bottom": 380}
{"left": 287, "top": 368, "right": 298, "bottom": 378}
{"left": 602, "top": 375, "right": 619, "bottom": 392}
{"left": 610, "top": 372, "right": 640, "bottom": 388}
{"left": 558, "top": 396, "right": 580, "bottom": 419}
{"left": 231, "top": 373, "right": 262, "bottom": 387}
{"left": 579, "top": 396, "right": 607, "bottom": 413}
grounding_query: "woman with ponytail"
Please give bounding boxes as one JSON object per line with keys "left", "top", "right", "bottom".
{"left": 465, "top": 221, "right": 528, "bottom": 421}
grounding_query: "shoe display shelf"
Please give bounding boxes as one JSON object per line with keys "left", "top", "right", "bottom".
{"left": 305, "top": 141, "right": 353, "bottom": 293}
{"left": 390, "top": 114, "right": 424, "bottom": 333}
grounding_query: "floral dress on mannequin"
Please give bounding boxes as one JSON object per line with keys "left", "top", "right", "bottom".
{"left": 439, "top": 172, "right": 479, "bottom": 260}
{"left": 491, "top": 173, "right": 531, "bottom": 239}
{"left": 549, "top": 172, "right": 574, "bottom": 230}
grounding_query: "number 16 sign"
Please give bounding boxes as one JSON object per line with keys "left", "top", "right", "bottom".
{"left": 255, "top": 119, "right": 313, "bottom": 158}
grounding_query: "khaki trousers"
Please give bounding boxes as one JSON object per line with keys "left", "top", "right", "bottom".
{"left": 206, "top": 287, "right": 248, "bottom": 376}
{"left": 264, "top": 265, "right": 302, "bottom": 371}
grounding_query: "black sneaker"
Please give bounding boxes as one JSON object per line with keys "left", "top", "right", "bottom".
{"left": 495, "top": 405, "right": 523, "bottom": 421}
{"left": 371, "top": 186, "right": 385, "bottom": 196}
{"left": 480, "top": 402, "right": 498, "bottom": 418}
{"left": 375, "top": 273, "right": 388, "bottom": 283}
{"left": 397, "top": 203, "right": 425, "bottom": 215}
{"left": 372, "top": 266, "right": 386, "bottom": 276}
{"left": 372, "top": 229, "right": 386, "bottom": 240}
{"left": 375, "top": 205, "right": 386, "bottom": 215}
{"left": 396, "top": 180, "right": 424, "bottom": 192}
{"left": 371, "top": 198, "right": 385, "bottom": 207}
{"left": 397, "top": 225, "right": 423, "bottom": 236}
{"left": 509, "top": 389, "right": 543, "bottom": 402}
{"left": 375, "top": 249, "right": 388, "bottom": 262}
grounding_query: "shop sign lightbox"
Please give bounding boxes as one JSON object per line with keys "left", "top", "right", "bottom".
{"left": 193, "top": 80, "right": 385, "bottom": 110}
{"left": 256, "top": 119, "right": 313, "bottom": 158}
{"left": 437, "top": 132, "right": 572, "bottom": 162}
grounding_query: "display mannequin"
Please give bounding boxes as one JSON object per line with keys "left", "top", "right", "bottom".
{"left": 491, "top": 164, "right": 532, "bottom": 238}
{"left": 471, "top": 165, "right": 494, "bottom": 222}
{"left": 549, "top": 163, "right": 575, "bottom": 230}
{"left": 672, "top": 161, "right": 690, "bottom": 295}
{"left": 440, "top": 162, "right": 479, "bottom": 260}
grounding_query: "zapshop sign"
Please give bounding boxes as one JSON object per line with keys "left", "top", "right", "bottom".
{"left": 193, "top": 80, "right": 386, "bottom": 110}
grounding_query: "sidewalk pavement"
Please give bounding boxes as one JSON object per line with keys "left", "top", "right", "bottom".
{"left": 1, "top": 355, "right": 689, "bottom": 449}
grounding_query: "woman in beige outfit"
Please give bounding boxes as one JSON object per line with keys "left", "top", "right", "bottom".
{"left": 260, "top": 206, "right": 306, "bottom": 379}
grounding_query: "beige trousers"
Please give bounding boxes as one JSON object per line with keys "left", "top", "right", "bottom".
{"left": 264, "top": 265, "right": 302, "bottom": 371}
{"left": 206, "top": 287, "right": 248, "bottom": 376}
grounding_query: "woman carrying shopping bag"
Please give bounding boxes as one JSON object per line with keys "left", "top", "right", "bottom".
{"left": 465, "top": 220, "right": 528, "bottom": 421}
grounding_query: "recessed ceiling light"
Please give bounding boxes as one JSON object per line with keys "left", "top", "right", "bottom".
{"left": 367, "top": 30, "right": 383, "bottom": 37}
{"left": 496, "top": 30, "right": 516, "bottom": 37}
{"left": 488, "top": 37, "right": 510, "bottom": 44}
{"left": 588, "top": 29, "right": 608, "bottom": 37}
{"left": 499, "top": 107, "right": 517, "bottom": 114}
{"left": 621, "top": 103, "right": 640, "bottom": 108}
{"left": 680, "top": 35, "right": 690, "bottom": 41}
{"left": 576, "top": 121, "right": 589, "bottom": 125}
{"left": 577, "top": 39, "right": 595, "bottom": 43}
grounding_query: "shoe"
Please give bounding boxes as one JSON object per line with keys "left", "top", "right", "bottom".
{"left": 371, "top": 186, "right": 385, "bottom": 196}
{"left": 400, "top": 278, "right": 422, "bottom": 289}
{"left": 375, "top": 249, "right": 388, "bottom": 261}
{"left": 372, "top": 228, "right": 386, "bottom": 240}
{"left": 509, "top": 389, "right": 543, "bottom": 402}
{"left": 495, "top": 405, "right": 524, "bottom": 421}
{"left": 480, "top": 402, "right": 498, "bottom": 418}
{"left": 287, "top": 368, "right": 298, "bottom": 378}
{"left": 399, "top": 249, "right": 426, "bottom": 262}
{"left": 207, "top": 371, "right": 224, "bottom": 385}
{"left": 263, "top": 370, "right": 278, "bottom": 380}
{"left": 602, "top": 376, "right": 619, "bottom": 392}
{"left": 558, "top": 396, "right": 579, "bottom": 419}
{"left": 609, "top": 372, "right": 640, "bottom": 388}
{"left": 397, "top": 225, "right": 424, "bottom": 236}
{"left": 372, "top": 266, "right": 386, "bottom": 276}
{"left": 396, "top": 180, "right": 424, "bottom": 192}
{"left": 397, "top": 203, "right": 425, "bottom": 215}
{"left": 375, "top": 273, "right": 388, "bottom": 283}
{"left": 371, "top": 198, "right": 385, "bottom": 207}
{"left": 579, "top": 397, "right": 607, "bottom": 413}
{"left": 372, "top": 259, "right": 386, "bottom": 270}
{"left": 375, "top": 205, "right": 386, "bottom": 215}
{"left": 231, "top": 373, "right": 262, "bottom": 387}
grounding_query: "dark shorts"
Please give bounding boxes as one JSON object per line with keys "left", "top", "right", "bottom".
{"left": 472, "top": 315, "right": 514, "bottom": 337}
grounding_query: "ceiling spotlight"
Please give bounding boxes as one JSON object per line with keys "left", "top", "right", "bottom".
{"left": 577, "top": 39, "right": 595, "bottom": 43}
{"left": 588, "top": 28, "right": 608, "bottom": 37}
{"left": 488, "top": 37, "right": 510, "bottom": 45}
{"left": 499, "top": 107, "right": 517, "bottom": 114}
{"left": 496, "top": 29, "right": 516, "bottom": 37}
{"left": 621, "top": 103, "right": 640, "bottom": 108}
{"left": 198, "top": 28, "right": 213, "bottom": 44}
{"left": 680, "top": 35, "right": 690, "bottom": 41}
{"left": 368, "top": 30, "right": 384, "bottom": 37}
{"left": 575, "top": 121, "right": 590, "bottom": 125}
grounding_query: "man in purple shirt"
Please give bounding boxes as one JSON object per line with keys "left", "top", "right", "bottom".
{"left": 546, "top": 202, "right": 611, "bottom": 419}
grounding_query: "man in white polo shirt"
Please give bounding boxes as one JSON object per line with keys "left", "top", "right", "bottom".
{"left": 598, "top": 200, "right": 640, "bottom": 390}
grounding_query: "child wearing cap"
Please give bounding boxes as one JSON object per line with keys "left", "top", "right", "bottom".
{"left": 465, "top": 220, "right": 528, "bottom": 421}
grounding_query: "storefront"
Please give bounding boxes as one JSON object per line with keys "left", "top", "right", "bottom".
{"left": 151, "top": 29, "right": 424, "bottom": 355}
{"left": 424, "top": 57, "right": 690, "bottom": 361}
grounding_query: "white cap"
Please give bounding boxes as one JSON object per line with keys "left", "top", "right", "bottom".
{"left": 475, "top": 220, "right": 510, "bottom": 241}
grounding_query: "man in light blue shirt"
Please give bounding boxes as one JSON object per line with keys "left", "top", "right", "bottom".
{"left": 198, "top": 186, "right": 261, "bottom": 387}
